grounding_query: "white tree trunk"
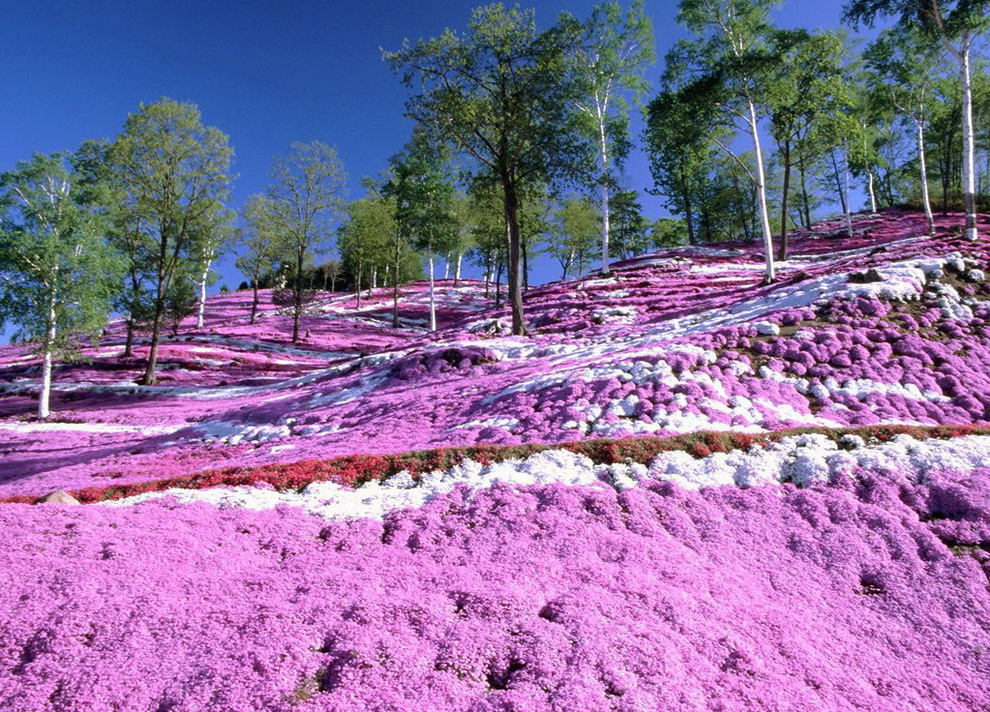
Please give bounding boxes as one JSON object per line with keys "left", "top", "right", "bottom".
{"left": 748, "top": 99, "right": 776, "bottom": 283}
{"left": 918, "top": 120, "right": 935, "bottom": 235}
{"left": 598, "top": 111, "right": 611, "bottom": 275}
{"left": 371, "top": 266, "right": 377, "bottom": 291}
{"left": 196, "top": 249, "right": 214, "bottom": 330}
{"left": 428, "top": 255, "right": 437, "bottom": 332}
{"left": 842, "top": 147, "right": 853, "bottom": 237}
{"left": 454, "top": 253, "right": 462, "bottom": 282}
{"left": 39, "top": 347, "right": 53, "bottom": 420}
{"left": 960, "top": 43, "right": 978, "bottom": 240}
{"left": 867, "top": 170, "right": 877, "bottom": 214}
{"left": 39, "top": 293, "right": 57, "bottom": 420}
{"left": 443, "top": 255, "right": 450, "bottom": 280}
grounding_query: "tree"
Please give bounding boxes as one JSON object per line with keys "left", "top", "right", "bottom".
{"left": 386, "top": 127, "right": 460, "bottom": 332}
{"left": 651, "top": 217, "right": 691, "bottom": 247}
{"left": 237, "top": 194, "right": 279, "bottom": 324}
{"left": 343, "top": 179, "right": 422, "bottom": 328}
{"left": 849, "top": 74, "right": 889, "bottom": 215}
{"left": 845, "top": 0, "right": 989, "bottom": 240}
{"left": 0, "top": 152, "right": 121, "bottom": 419}
{"left": 544, "top": 196, "right": 600, "bottom": 279}
{"left": 567, "top": 0, "right": 654, "bottom": 273}
{"left": 928, "top": 73, "right": 964, "bottom": 212}
{"left": 110, "top": 98, "right": 233, "bottom": 384}
{"left": 337, "top": 195, "right": 396, "bottom": 312}
{"left": 466, "top": 183, "right": 509, "bottom": 302}
{"left": 765, "top": 29, "right": 848, "bottom": 258}
{"left": 317, "top": 259, "right": 343, "bottom": 292}
{"left": 609, "top": 189, "right": 651, "bottom": 257}
{"left": 448, "top": 194, "right": 476, "bottom": 285}
{"left": 645, "top": 84, "right": 721, "bottom": 245}
{"left": 264, "top": 141, "right": 347, "bottom": 342}
{"left": 864, "top": 26, "right": 943, "bottom": 233}
{"left": 669, "top": 0, "right": 784, "bottom": 283}
{"left": 192, "top": 206, "right": 234, "bottom": 329}
{"left": 385, "top": 4, "right": 586, "bottom": 336}
{"left": 73, "top": 139, "right": 151, "bottom": 358}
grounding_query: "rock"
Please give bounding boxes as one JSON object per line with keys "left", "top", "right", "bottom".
{"left": 38, "top": 490, "right": 80, "bottom": 505}
{"left": 847, "top": 268, "right": 883, "bottom": 284}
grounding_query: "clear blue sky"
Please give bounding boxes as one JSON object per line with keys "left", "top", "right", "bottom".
{"left": 1, "top": 0, "right": 860, "bottom": 292}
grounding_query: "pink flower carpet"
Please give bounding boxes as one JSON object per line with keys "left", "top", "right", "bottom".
{"left": 1, "top": 209, "right": 989, "bottom": 711}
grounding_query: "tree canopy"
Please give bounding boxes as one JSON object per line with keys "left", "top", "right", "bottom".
{"left": 385, "top": 3, "right": 587, "bottom": 335}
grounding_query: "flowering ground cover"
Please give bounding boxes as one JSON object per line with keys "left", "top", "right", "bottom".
{"left": 2, "top": 209, "right": 990, "bottom": 710}
{"left": 2, "top": 434, "right": 990, "bottom": 711}
{"left": 2, "top": 209, "right": 989, "bottom": 496}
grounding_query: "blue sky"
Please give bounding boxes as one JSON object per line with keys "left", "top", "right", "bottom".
{"left": 1, "top": 0, "right": 860, "bottom": 293}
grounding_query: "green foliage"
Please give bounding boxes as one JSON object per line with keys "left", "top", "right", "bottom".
{"left": 864, "top": 26, "right": 943, "bottom": 112}
{"left": 0, "top": 151, "right": 121, "bottom": 346}
{"left": 109, "top": 98, "right": 234, "bottom": 382}
{"left": 465, "top": 183, "right": 508, "bottom": 286}
{"left": 650, "top": 217, "right": 690, "bottom": 248}
{"left": 864, "top": 25, "right": 944, "bottom": 225}
{"left": 386, "top": 126, "right": 460, "bottom": 259}
{"left": 0, "top": 151, "right": 123, "bottom": 417}
{"left": 845, "top": 0, "right": 989, "bottom": 239}
{"left": 385, "top": 3, "right": 588, "bottom": 334}
{"left": 237, "top": 194, "right": 280, "bottom": 288}
{"left": 236, "top": 193, "right": 281, "bottom": 322}
{"left": 662, "top": 0, "right": 786, "bottom": 278}
{"left": 543, "top": 196, "right": 600, "bottom": 279}
{"left": 764, "top": 29, "right": 850, "bottom": 249}
{"left": 608, "top": 189, "right": 651, "bottom": 257}
{"left": 337, "top": 190, "right": 423, "bottom": 297}
{"left": 263, "top": 141, "right": 347, "bottom": 342}
{"left": 568, "top": 0, "right": 655, "bottom": 171}
{"left": 564, "top": 0, "right": 655, "bottom": 271}
{"left": 843, "top": 0, "right": 990, "bottom": 39}
{"left": 645, "top": 84, "right": 721, "bottom": 244}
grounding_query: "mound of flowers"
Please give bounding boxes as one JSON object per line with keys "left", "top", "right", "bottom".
{"left": 2, "top": 430, "right": 989, "bottom": 711}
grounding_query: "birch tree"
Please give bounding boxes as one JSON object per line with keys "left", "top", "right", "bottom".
{"left": 864, "top": 26, "right": 945, "bottom": 233}
{"left": 193, "top": 208, "right": 233, "bottom": 329}
{"left": 670, "top": 0, "right": 783, "bottom": 283}
{"left": 845, "top": 0, "right": 989, "bottom": 240}
{"left": 386, "top": 127, "right": 460, "bottom": 333}
{"left": 0, "top": 152, "right": 121, "bottom": 419}
{"left": 567, "top": 0, "right": 654, "bottom": 273}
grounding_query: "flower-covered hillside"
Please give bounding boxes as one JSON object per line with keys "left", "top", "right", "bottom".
{"left": 3, "top": 209, "right": 990, "bottom": 712}
{"left": 2, "top": 433, "right": 990, "bottom": 711}
{"left": 2, "top": 209, "right": 990, "bottom": 497}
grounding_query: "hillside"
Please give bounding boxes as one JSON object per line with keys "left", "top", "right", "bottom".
{"left": 2, "top": 209, "right": 990, "bottom": 711}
